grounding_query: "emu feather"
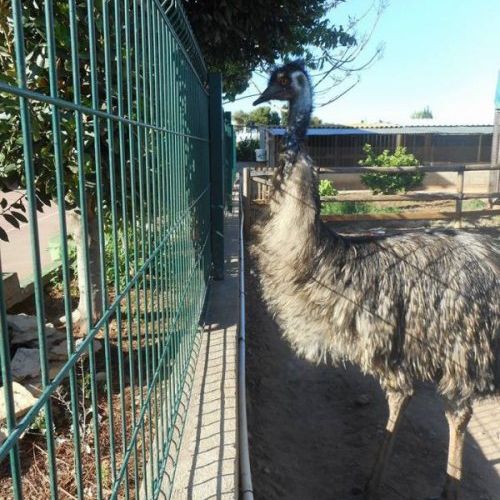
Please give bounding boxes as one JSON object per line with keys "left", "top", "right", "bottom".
{"left": 252, "top": 61, "right": 499, "bottom": 499}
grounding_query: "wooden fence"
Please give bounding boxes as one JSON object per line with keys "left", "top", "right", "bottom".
{"left": 242, "top": 164, "right": 500, "bottom": 227}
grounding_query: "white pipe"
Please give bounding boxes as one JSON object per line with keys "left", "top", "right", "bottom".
{"left": 238, "top": 181, "right": 254, "bottom": 500}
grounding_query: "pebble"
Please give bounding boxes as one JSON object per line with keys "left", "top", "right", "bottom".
{"left": 0, "top": 381, "right": 37, "bottom": 422}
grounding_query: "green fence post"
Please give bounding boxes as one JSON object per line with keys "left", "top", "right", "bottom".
{"left": 209, "top": 73, "right": 224, "bottom": 280}
{"left": 223, "top": 111, "right": 236, "bottom": 212}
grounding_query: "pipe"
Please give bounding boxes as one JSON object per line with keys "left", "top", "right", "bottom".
{"left": 238, "top": 181, "right": 254, "bottom": 500}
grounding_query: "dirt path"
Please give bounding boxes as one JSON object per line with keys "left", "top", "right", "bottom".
{"left": 245, "top": 238, "right": 500, "bottom": 500}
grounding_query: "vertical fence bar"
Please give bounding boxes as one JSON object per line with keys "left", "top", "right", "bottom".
{"left": 123, "top": 0, "right": 140, "bottom": 494}
{"left": 85, "top": 0, "right": 106, "bottom": 496}
{"left": 0, "top": 265, "right": 22, "bottom": 499}
{"left": 43, "top": 0, "right": 84, "bottom": 496}
{"left": 10, "top": 0, "right": 59, "bottom": 497}
{"left": 209, "top": 73, "right": 224, "bottom": 280}
{"left": 112, "top": 0, "right": 131, "bottom": 495}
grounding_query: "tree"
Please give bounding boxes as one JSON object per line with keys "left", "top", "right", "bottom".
{"left": 232, "top": 107, "right": 281, "bottom": 127}
{"left": 0, "top": 0, "right": 139, "bottom": 325}
{"left": 411, "top": 106, "right": 434, "bottom": 119}
{"left": 310, "top": 116, "right": 323, "bottom": 126}
{"left": 280, "top": 105, "right": 322, "bottom": 126}
{"left": 233, "top": 110, "right": 250, "bottom": 127}
{"left": 183, "top": 0, "right": 385, "bottom": 101}
{"left": 248, "top": 107, "right": 281, "bottom": 126}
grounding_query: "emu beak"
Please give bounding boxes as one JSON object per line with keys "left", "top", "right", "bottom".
{"left": 253, "top": 84, "right": 282, "bottom": 105}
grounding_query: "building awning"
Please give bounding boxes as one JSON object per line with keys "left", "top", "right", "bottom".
{"left": 266, "top": 125, "right": 494, "bottom": 136}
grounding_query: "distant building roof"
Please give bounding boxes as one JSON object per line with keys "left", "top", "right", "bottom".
{"left": 267, "top": 124, "right": 493, "bottom": 136}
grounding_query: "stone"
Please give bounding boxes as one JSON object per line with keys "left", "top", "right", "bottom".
{"left": 7, "top": 314, "right": 59, "bottom": 345}
{"left": 11, "top": 348, "right": 40, "bottom": 380}
{"left": 6, "top": 313, "right": 38, "bottom": 332}
{"left": 0, "top": 381, "right": 38, "bottom": 422}
{"left": 48, "top": 341, "right": 68, "bottom": 361}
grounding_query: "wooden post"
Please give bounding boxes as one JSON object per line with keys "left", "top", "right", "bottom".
{"left": 455, "top": 166, "right": 465, "bottom": 228}
{"left": 242, "top": 167, "right": 251, "bottom": 232}
{"left": 488, "top": 72, "right": 500, "bottom": 207}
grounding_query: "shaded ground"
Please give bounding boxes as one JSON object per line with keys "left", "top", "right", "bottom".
{"left": 245, "top": 224, "right": 500, "bottom": 500}
{"left": 1, "top": 282, "right": 156, "bottom": 499}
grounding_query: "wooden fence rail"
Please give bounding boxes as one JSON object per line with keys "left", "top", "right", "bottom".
{"left": 243, "top": 164, "right": 500, "bottom": 226}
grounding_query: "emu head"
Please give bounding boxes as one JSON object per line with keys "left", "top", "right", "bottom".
{"left": 253, "top": 60, "right": 311, "bottom": 106}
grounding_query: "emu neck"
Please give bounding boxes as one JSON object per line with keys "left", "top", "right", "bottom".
{"left": 284, "top": 84, "right": 312, "bottom": 156}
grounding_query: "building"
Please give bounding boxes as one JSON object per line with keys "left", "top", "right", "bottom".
{"left": 263, "top": 124, "right": 494, "bottom": 191}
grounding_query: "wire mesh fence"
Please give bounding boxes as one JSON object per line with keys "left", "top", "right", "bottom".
{"left": 0, "top": 0, "right": 219, "bottom": 498}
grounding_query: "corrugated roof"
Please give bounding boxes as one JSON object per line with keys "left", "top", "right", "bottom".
{"left": 266, "top": 124, "right": 494, "bottom": 136}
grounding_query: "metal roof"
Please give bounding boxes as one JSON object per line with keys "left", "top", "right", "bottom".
{"left": 266, "top": 124, "right": 494, "bottom": 136}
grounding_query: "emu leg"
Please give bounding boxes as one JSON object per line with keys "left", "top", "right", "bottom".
{"left": 440, "top": 404, "right": 472, "bottom": 500}
{"left": 365, "top": 391, "right": 411, "bottom": 499}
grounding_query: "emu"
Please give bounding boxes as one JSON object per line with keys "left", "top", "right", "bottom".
{"left": 251, "top": 60, "right": 499, "bottom": 499}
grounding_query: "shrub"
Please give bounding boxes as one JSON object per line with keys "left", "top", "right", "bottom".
{"left": 318, "top": 179, "right": 338, "bottom": 197}
{"left": 359, "top": 144, "right": 424, "bottom": 194}
{"left": 236, "top": 139, "right": 260, "bottom": 161}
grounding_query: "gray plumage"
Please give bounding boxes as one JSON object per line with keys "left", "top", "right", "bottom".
{"left": 252, "top": 60, "right": 499, "bottom": 499}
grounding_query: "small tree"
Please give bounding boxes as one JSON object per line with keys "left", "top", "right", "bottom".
{"left": 281, "top": 105, "right": 322, "bottom": 127}
{"left": 248, "top": 107, "right": 280, "bottom": 126}
{"left": 360, "top": 144, "right": 424, "bottom": 194}
{"left": 318, "top": 179, "right": 337, "bottom": 197}
{"left": 233, "top": 110, "right": 249, "bottom": 127}
{"left": 411, "top": 106, "right": 433, "bottom": 119}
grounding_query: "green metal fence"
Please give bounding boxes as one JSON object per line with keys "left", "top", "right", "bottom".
{"left": 0, "top": 0, "right": 221, "bottom": 498}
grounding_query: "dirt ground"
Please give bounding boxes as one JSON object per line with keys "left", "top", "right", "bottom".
{"left": 245, "top": 223, "right": 500, "bottom": 500}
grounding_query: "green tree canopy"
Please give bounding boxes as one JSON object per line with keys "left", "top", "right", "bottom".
{"left": 411, "top": 106, "right": 434, "bottom": 119}
{"left": 233, "top": 107, "right": 281, "bottom": 127}
{"left": 280, "top": 105, "right": 322, "bottom": 126}
{"left": 183, "top": 0, "right": 357, "bottom": 99}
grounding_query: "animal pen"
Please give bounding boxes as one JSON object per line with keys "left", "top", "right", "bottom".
{"left": 245, "top": 121, "right": 500, "bottom": 225}
{"left": 0, "top": 0, "right": 234, "bottom": 499}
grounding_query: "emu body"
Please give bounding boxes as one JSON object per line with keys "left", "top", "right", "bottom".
{"left": 252, "top": 61, "right": 500, "bottom": 499}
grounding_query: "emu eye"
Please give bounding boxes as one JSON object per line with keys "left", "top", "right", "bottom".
{"left": 279, "top": 76, "right": 290, "bottom": 86}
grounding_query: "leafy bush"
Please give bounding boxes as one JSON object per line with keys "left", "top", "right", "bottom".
{"left": 236, "top": 139, "right": 260, "bottom": 161}
{"left": 318, "top": 179, "right": 338, "bottom": 197}
{"left": 359, "top": 144, "right": 424, "bottom": 194}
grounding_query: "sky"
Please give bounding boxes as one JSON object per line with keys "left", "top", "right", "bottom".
{"left": 224, "top": 0, "right": 500, "bottom": 125}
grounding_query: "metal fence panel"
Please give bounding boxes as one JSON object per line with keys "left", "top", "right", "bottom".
{"left": 0, "top": 0, "right": 215, "bottom": 498}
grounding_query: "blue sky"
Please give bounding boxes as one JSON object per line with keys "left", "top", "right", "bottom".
{"left": 224, "top": 0, "right": 500, "bottom": 125}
